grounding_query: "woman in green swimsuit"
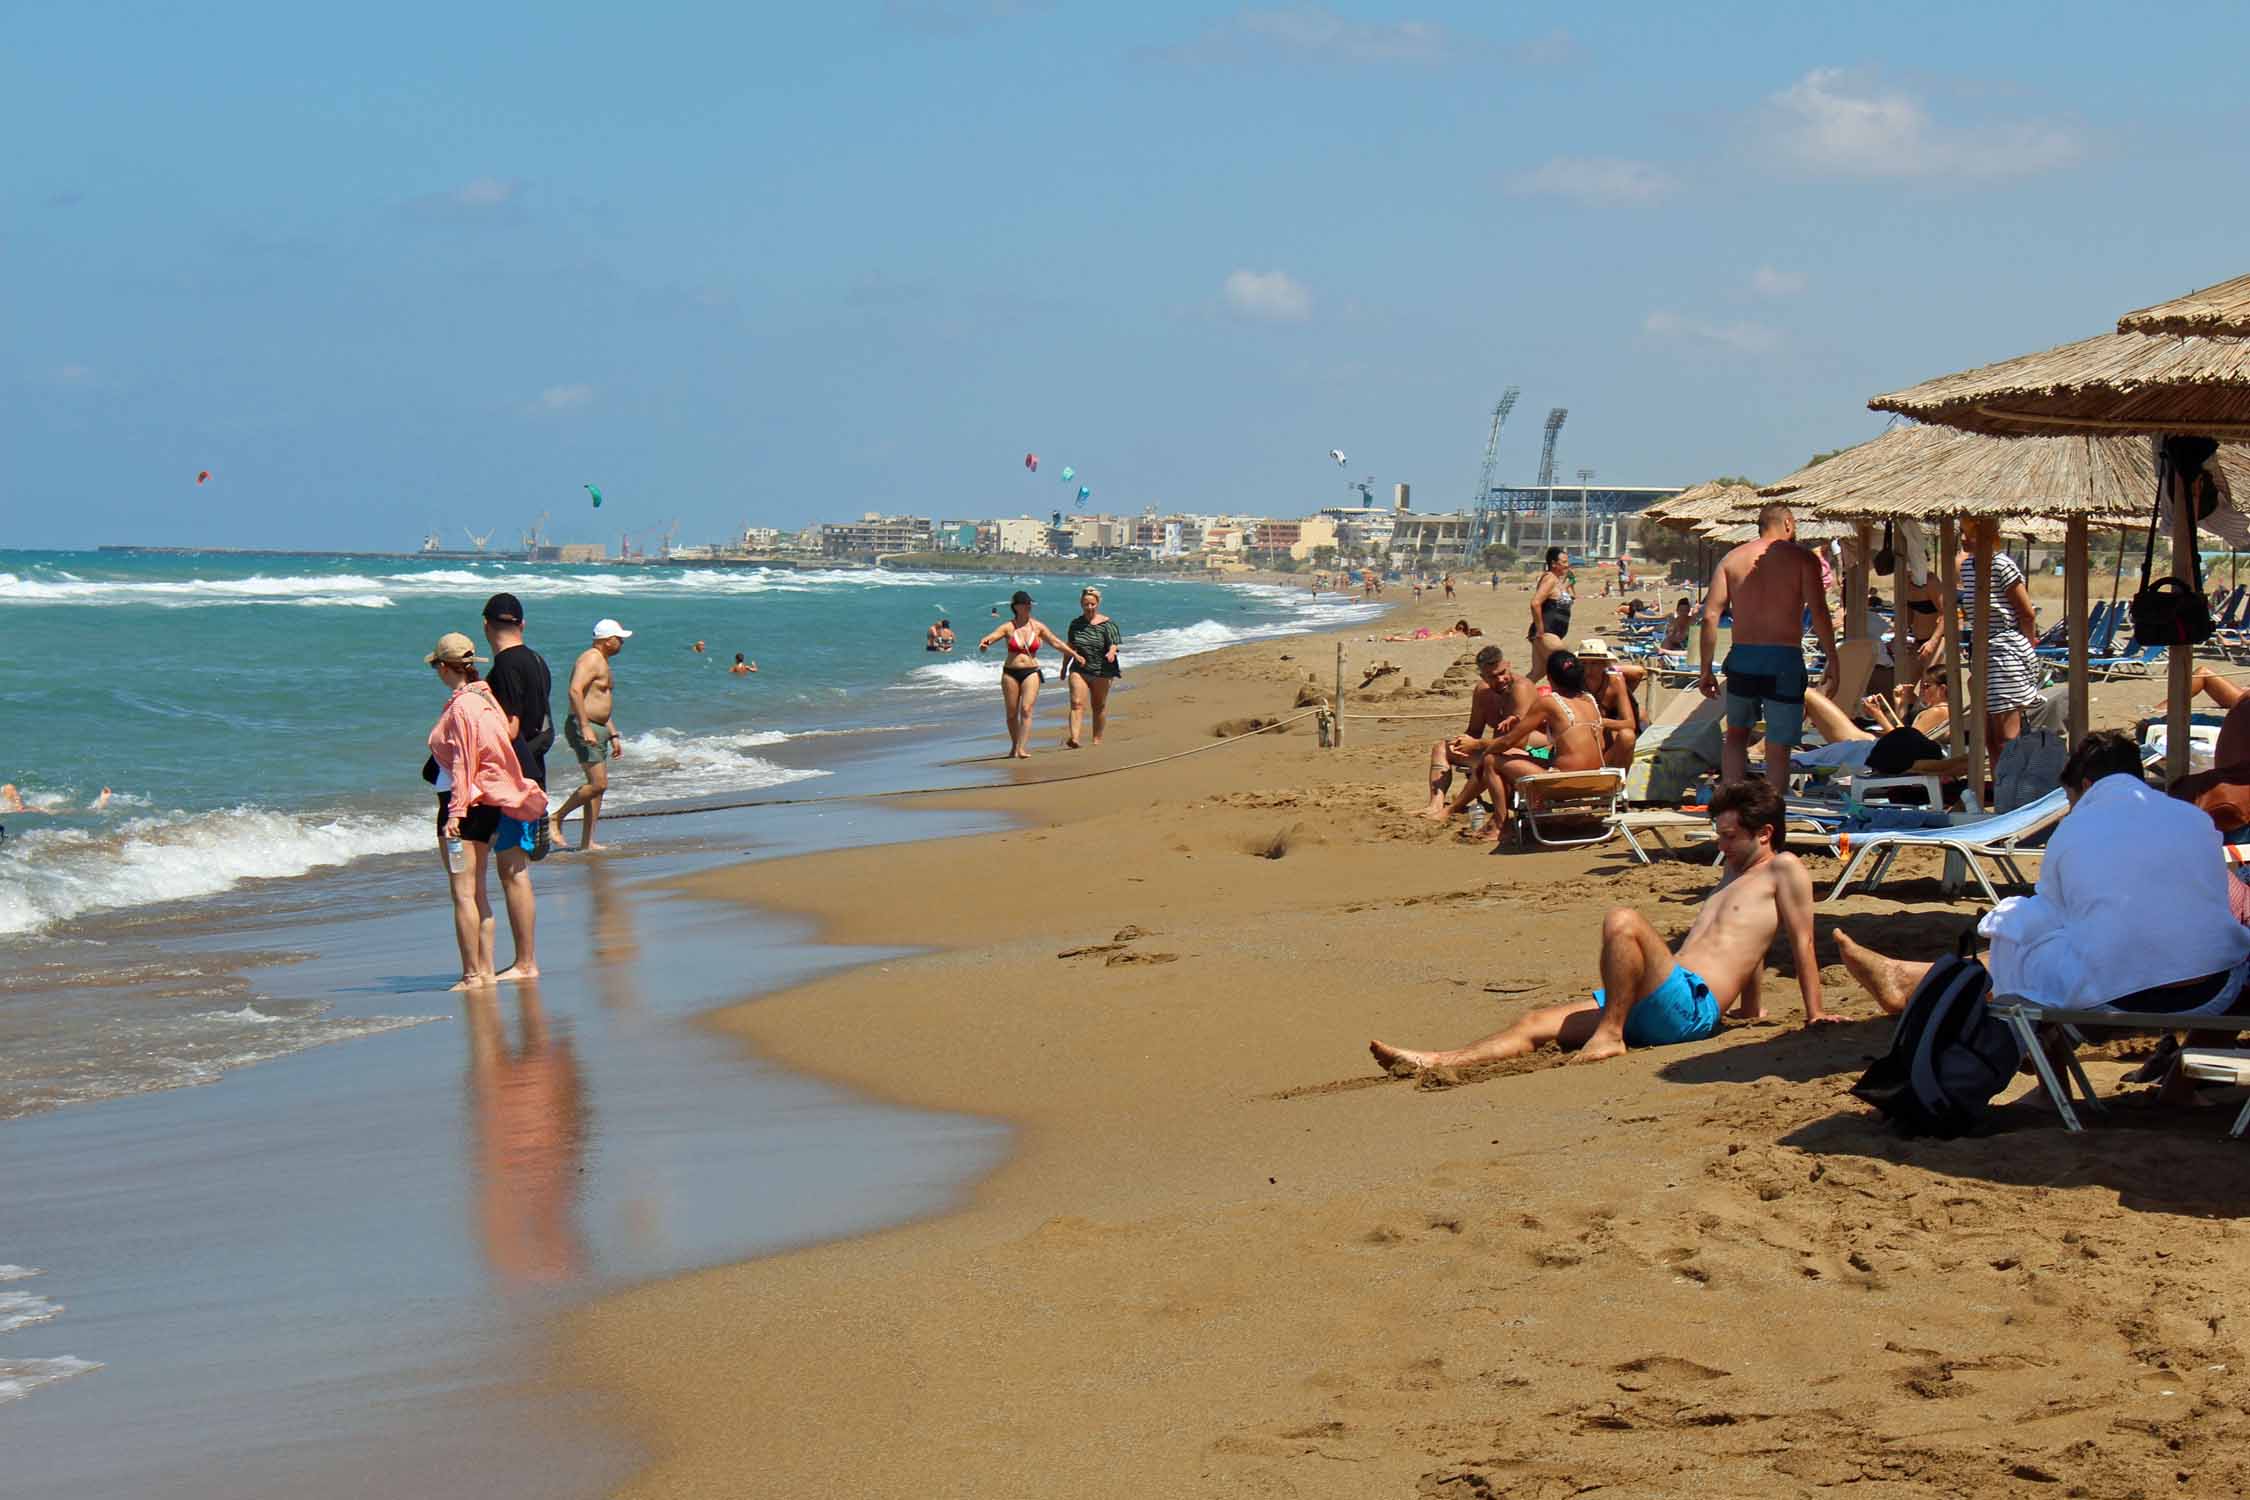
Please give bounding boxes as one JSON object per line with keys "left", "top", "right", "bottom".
{"left": 1063, "top": 586, "right": 1122, "bottom": 749}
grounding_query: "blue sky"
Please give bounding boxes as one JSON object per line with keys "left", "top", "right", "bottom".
{"left": 12, "top": 1, "right": 2250, "bottom": 551}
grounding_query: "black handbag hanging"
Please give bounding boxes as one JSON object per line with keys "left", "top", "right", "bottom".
{"left": 2127, "top": 437, "right": 2217, "bottom": 647}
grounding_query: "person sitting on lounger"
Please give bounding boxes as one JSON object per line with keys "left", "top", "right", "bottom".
{"left": 1575, "top": 638, "right": 1646, "bottom": 769}
{"left": 1373, "top": 778, "right": 1833, "bottom": 1069}
{"left": 1659, "top": 599, "right": 1694, "bottom": 652}
{"left": 1422, "top": 645, "right": 1536, "bottom": 820}
{"left": 1834, "top": 731, "right": 2250, "bottom": 1028}
{"left": 1452, "top": 651, "right": 1608, "bottom": 843}
{"left": 1761, "top": 680, "right": 1951, "bottom": 773}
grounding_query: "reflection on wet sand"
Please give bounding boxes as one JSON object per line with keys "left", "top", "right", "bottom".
{"left": 584, "top": 860, "right": 641, "bottom": 1012}
{"left": 461, "top": 983, "right": 590, "bottom": 1285}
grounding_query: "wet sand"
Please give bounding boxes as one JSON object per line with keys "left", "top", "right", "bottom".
{"left": 3, "top": 794, "right": 1008, "bottom": 1500}
{"left": 567, "top": 577, "right": 2250, "bottom": 1498}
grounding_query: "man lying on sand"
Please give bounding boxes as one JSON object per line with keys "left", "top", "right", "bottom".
{"left": 1374, "top": 780, "right": 1834, "bottom": 1069}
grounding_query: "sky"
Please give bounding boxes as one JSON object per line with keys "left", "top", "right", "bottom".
{"left": 13, "top": 0, "right": 2250, "bottom": 552}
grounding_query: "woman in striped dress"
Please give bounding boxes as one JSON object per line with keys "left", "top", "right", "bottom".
{"left": 1937, "top": 518, "right": 2043, "bottom": 757}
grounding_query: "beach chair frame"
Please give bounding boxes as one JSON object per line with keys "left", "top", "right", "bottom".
{"left": 1513, "top": 768, "right": 1627, "bottom": 851}
{"left": 1988, "top": 1002, "right": 2250, "bottom": 1133}
{"left": 1817, "top": 787, "right": 2068, "bottom": 907}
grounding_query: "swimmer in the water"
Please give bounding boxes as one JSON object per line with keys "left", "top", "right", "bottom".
{"left": 730, "top": 654, "right": 756, "bottom": 676}
{"left": 0, "top": 785, "right": 109, "bottom": 814}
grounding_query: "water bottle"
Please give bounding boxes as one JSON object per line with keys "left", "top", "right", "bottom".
{"left": 446, "top": 837, "right": 466, "bottom": 873}
{"left": 1467, "top": 803, "right": 1488, "bottom": 835}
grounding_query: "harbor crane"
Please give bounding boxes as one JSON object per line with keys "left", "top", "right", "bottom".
{"left": 463, "top": 526, "right": 496, "bottom": 552}
{"left": 520, "top": 511, "right": 550, "bottom": 553}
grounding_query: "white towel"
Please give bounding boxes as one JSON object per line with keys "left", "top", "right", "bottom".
{"left": 1978, "top": 773, "right": 2250, "bottom": 1008}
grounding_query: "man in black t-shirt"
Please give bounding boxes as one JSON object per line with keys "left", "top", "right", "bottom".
{"left": 482, "top": 592, "right": 554, "bottom": 980}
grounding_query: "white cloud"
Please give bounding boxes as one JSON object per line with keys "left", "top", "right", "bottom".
{"left": 537, "top": 384, "right": 594, "bottom": 410}
{"left": 1749, "top": 265, "right": 1806, "bottom": 297}
{"left": 451, "top": 177, "right": 520, "bottom": 207}
{"left": 1223, "top": 269, "right": 1312, "bottom": 321}
{"left": 1644, "top": 310, "right": 1782, "bottom": 356}
{"left": 1508, "top": 156, "right": 1675, "bottom": 204}
{"left": 1152, "top": 7, "right": 1452, "bottom": 66}
{"left": 1768, "top": 67, "right": 2080, "bottom": 179}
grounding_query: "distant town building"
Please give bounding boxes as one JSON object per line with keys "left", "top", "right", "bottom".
{"left": 741, "top": 526, "right": 786, "bottom": 551}
{"left": 821, "top": 513, "right": 935, "bottom": 559}
{"left": 992, "top": 516, "right": 1051, "bottom": 555}
{"left": 556, "top": 542, "right": 608, "bottom": 564}
{"left": 1391, "top": 512, "right": 1474, "bottom": 562}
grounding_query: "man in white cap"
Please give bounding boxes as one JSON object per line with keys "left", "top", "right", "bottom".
{"left": 1575, "top": 637, "right": 1647, "bottom": 769}
{"left": 550, "top": 618, "right": 631, "bottom": 852}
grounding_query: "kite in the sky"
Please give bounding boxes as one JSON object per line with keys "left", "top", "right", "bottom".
{"left": 196, "top": 470, "right": 211, "bottom": 485}
{"left": 1076, "top": 485, "right": 1091, "bottom": 506}
{"left": 1024, "top": 453, "right": 1038, "bottom": 472}
{"left": 1328, "top": 449, "right": 1348, "bottom": 466}
{"left": 585, "top": 483, "right": 603, "bottom": 508}
{"left": 1059, "top": 465, "right": 1075, "bottom": 483}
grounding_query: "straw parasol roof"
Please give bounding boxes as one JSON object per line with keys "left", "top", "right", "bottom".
{"left": 2118, "top": 273, "right": 2250, "bottom": 338}
{"left": 1695, "top": 516, "right": 1854, "bottom": 544}
{"left": 1758, "top": 425, "right": 2159, "bottom": 522}
{"left": 1870, "top": 273, "right": 2250, "bottom": 439}
{"left": 1642, "top": 481, "right": 1760, "bottom": 528}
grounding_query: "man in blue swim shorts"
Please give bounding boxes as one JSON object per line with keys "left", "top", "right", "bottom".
{"left": 1371, "top": 780, "right": 1840, "bottom": 1071}
{"left": 1696, "top": 502, "right": 1838, "bottom": 796}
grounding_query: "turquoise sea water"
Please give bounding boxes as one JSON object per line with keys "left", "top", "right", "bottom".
{"left": 0, "top": 549, "right": 1378, "bottom": 939}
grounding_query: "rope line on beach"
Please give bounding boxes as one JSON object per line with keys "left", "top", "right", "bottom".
{"left": 599, "top": 707, "right": 1327, "bottom": 822}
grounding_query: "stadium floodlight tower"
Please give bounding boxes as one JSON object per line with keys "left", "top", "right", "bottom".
{"left": 1536, "top": 407, "right": 1568, "bottom": 550}
{"left": 1576, "top": 467, "right": 1595, "bottom": 556}
{"left": 1469, "top": 387, "right": 1520, "bottom": 547}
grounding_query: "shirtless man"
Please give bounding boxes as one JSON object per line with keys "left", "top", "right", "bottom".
{"left": 1456, "top": 650, "right": 1607, "bottom": 843}
{"left": 1699, "top": 503, "right": 1838, "bottom": 794}
{"left": 549, "top": 619, "right": 630, "bottom": 852}
{"left": 1372, "top": 779, "right": 1834, "bottom": 1069}
{"left": 1422, "top": 645, "right": 1537, "bottom": 819}
{"left": 1575, "top": 638, "right": 1646, "bottom": 768}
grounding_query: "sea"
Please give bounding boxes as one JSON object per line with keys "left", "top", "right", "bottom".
{"left": 0, "top": 546, "right": 1380, "bottom": 1481}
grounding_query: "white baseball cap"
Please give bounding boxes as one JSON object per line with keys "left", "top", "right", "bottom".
{"left": 593, "top": 617, "right": 633, "bottom": 641}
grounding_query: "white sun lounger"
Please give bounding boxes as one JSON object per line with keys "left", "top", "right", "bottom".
{"left": 1988, "top": 1003, "right": 2250, "bottom": 1133}
{"left": 2177, "top": 1049, "right": 2250, "bottom": 1138}
{"left": 1816, "top": 786, "right": 2070, "bottom": 906}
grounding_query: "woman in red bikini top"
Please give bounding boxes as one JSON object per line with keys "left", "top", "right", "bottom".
{"left": 977, "top": 590, "right": 1087, "bottom": 761}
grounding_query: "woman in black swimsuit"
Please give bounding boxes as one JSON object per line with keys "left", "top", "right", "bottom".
{"left": 977, "top": 590, "right": 1087, "bottom": 760}
{"left": 1062, "top": 586, "right": 1122, "bottom": 749}
{"left": 1528, "top": 546, "right": 1575, "bottom": 683}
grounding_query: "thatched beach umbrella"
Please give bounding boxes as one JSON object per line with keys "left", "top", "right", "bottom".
{"left": 1871, "top": 272, "right": 2250, "bottom": 777}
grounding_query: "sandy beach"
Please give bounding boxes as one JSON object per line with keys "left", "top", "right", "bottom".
{"left": 560, "top": 575, "right": 2250, "bottom": 1498}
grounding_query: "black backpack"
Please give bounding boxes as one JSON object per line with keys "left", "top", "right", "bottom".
{"left": 1848, "top": 953, "right": 2024, "bottom": 1137}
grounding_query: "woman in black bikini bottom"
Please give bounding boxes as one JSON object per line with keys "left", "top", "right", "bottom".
{"left": 977, "top": 590, "right": 1088, "bottom": 760}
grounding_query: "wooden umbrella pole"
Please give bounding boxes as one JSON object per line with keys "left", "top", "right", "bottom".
{"left": 1334, "top": 641, "right": 1346, "bottom": 748}
{"left": 2166, "top": 441, "right": 2195, "bottom": 784}
{"left": 1968, "top": 521, "right": 1994, "bottom": 806}
{"left": 1939, "top": 519, "right": 1968, "bottom": 778}
{"left": 2066, "top": 516, "right": 2090, "bottom": 746}
{"left": 1848, "top": 522, "right": 1872, "bottom": 643}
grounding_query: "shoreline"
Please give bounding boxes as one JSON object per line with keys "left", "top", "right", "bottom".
{"left": 559, "top": 581, "right": 2250, "bottom": 1499}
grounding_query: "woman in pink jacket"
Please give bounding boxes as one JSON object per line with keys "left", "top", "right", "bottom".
{"left": 427, "top": 633, "right": 549, "bottom": 989}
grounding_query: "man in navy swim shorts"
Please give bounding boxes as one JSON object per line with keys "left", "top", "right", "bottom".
{"left": 1697, "top": 502, "right": 1838, "bottom": 795}
{"left": 1370, "top": 780, "right": 1840, "bottom": 1071}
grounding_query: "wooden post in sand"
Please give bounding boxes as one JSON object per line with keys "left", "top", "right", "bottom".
{"left": 2065, "top": 516, "right": 2090, "bottom": 747}
{"left": 1937, "top": 518, "right": 1967, "bottom": 774}
{"left": 2166, "top": 443, "right": 2198, "bottom": 784}
{"left": 1333, "top": 641, "right": 1345, "bottom": 748}
{"left": 1848, "top": 523, "right": 1872, "bottom": 645}
{"left": 1967, "top": 520, "right": 1993, "bottom": 805}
